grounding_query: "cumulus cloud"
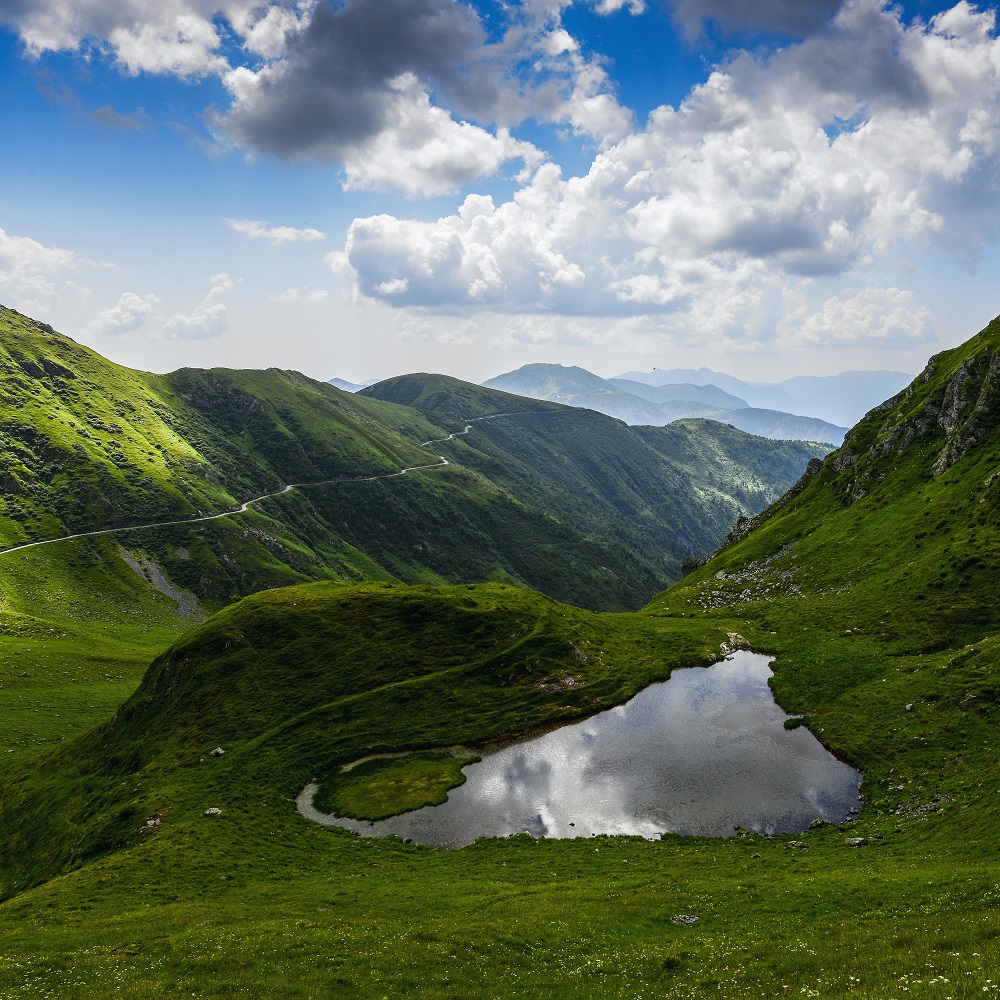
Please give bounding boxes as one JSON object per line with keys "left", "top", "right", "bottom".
{"left": 794, "top": 288, "right": 935, "bottom": 346}
{"left": 3, "top": 0, "right": 630, "bottom": 191}
{"left": 163, "top": 272, "right": 233, "bottom": 339}
{"left": 339, "top": 75, "right": 543, "bottom": 196}
{"left": 89, "top": 291, "right": 161, "bottom": 334}
{"left": 228, "top": 2, "right": 313, "bottom": 59}
{"left": 219, "top": 0, "right": 491, "bottom": 158}
{"left": 225, "top": 218, "right": 326, "bottom": 244}
{"left": 0, "top": 226, "right": 86, "bottom": 314}
{"left": 340, "top": 171, "right": 590, "bottom": 312}
{"left": 0, "top": 0, "right": 240, "bottom": 76}
{"left": 217, "top": 0, "right": 629, "bottom": 188}
{"left": 340, "top": 0, "right": 1000, "bottom": 344}
{"left": 0, "top": 1, "right": 317, "bottom": 76}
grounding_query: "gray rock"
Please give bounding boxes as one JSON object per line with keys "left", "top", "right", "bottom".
{"left": 671, "top": 914, "right": 699, "bottom": 925}
{"left": 845, "top": 837, "right": 868, "bottom": 847}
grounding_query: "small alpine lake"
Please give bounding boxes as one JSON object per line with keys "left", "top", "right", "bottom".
{"left": 297, "top": 650, "right": 862, "bottom": 846}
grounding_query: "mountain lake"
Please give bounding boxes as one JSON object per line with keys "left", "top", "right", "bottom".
{"left": 297, "top": 650, "right": 862, "bottom": 846}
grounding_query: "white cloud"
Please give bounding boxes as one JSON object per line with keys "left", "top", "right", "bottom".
{"left": 109, "top": 14, "right": 228, "bottom": 77}
{"left": 0, "top": 2, "right": 319, "bottom": 77}
{"left": 375, "top": 278, "right": 410, "bottom": 296}
{"left": 340, "top": 170, "right": 590, "bottom": 311}
{"left": 270, "top": 287, "right": 328, "bottom": 303}
{"left": 230, "top": 2, "right": 313, "bottom": 59}
{"left": 556, "top": 51, "right": 633, "bottom": 148}
{"left": 225, "top": 218, "right": 326, "bottom": 245}
{"left": 163, "top": 272, "right": 233, "bottom": 340}
{"left": 0, "top": 1, "right": 264, "bottom": 77}
{"left": 0, "top": 226, "right": 86, "bottom": 314}
{"left": 340, "top": 74, "right": 544, "bottom": 197}
{"left": 216, "top": 0, "right": 631, "bottom": 186}
{"left": 793, "top": 288, "right": 935, "bottom": 347}
{"left": 340, "top": 0, "right": 1000, "bottom": 349}
{"left": 89, "top": 291, "right": 161, "bottom": 334}
{"left": 591, "top": 0, "right": 647, "bottom": 15}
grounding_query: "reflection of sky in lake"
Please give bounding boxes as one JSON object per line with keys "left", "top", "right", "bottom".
{"left": 297, "top": 651, "right": 862, "bottom": 847}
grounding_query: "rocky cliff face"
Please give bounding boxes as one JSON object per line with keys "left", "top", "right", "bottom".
{"left": 820, "top": 315, "right": 1000, "bottom": 505}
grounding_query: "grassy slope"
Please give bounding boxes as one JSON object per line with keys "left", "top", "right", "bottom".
{"left": 2, "top": 308, "right": 821, "bottom": 617}
{"left": 636, "top": 419, "right": 830, "bottom": 540}
{"left": 0, "top": 309, "right": 676, "bottom": 612}
{"left": 7, "top": 317, "right": 1000, "bottom": 994}
{"left": 363, "top": 374, "right": 828, "bottom": 561}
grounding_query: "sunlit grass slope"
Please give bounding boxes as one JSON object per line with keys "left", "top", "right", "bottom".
{"left": 0, "top": 534, "right": 212, "bottom": 778}
{"left": 7, "top": 314, "right": 1000, "bottom": 994}
{"left": 0, "top": 305, "right": 826, "bottom": 613}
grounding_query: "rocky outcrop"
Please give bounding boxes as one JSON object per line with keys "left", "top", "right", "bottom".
{"left": 930, "top": 352, "right": 1000, "bottom": 475}
{"left": 824, "top": 329, "right": 1000, "bottom": 507}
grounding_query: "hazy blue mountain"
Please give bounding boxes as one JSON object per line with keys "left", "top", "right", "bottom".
{"left": 615, "top": 366, "right": 780, "bottom": 403}
{"left": 721, "top": 408, "right": 846, "bottom": 443}
{"left": 616, "top": 367, "right": 912, "bottom": 426}
{"left": 770, "top": 370, "right": 914, "bottom": 426}
{"left": 484, "top": 363, "right": 847, "bottom": 443}
{"left": 483, "top": 363, "right": 669, "bottom": 423}
{"left": 609, "top": 378, "right": 748, "bottom": 409}
{"left": 484, "top": 363, "right": 617, "bottom": 402}
{"left": 327, "top": 377, "right": 377, "bottom": 392}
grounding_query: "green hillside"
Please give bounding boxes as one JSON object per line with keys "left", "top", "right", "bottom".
{"left": 363, "top": 374, "right": 828, "bottom": 564}
{"left": 0, "top": 582, "right": 723, "bottom": 898}
{"left": 0, "top": 308, "right": 823, "bottom": 616}
{"left": 6, "top": 312, "right": 1000, "bottom": 994}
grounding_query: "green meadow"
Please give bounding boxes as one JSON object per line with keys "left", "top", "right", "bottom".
{"left": 1, "top": 311, "right": 1000, "bottom": 995}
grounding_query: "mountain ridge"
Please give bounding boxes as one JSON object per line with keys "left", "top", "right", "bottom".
{"left": 484, "top": 361, "right": 849, "bottom": 443}
{"left": 616, "top": 365, "right": 913, "bottom": 426}
{"left": 0, "top": 305, "right": 826, "bottom": 612}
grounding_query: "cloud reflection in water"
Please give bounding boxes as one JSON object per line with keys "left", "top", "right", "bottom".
{"left": 299, "top": 651, "right": 862, "bottom": 846}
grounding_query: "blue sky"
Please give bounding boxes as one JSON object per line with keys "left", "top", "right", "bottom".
{"left": 1, "top": 0, "right": 998, "bottom": 385}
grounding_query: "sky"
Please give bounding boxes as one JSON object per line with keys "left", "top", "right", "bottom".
{"left": 1, "top": 0, "right": 999, "bottom": 386}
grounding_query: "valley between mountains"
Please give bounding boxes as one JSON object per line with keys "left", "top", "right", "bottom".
{"left": 1, "top": 303, "right": 1000, "bottom": 996}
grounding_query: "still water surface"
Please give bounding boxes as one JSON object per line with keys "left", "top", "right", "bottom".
{"left": 297, "top": 651, "right": 862, "bottom": 846}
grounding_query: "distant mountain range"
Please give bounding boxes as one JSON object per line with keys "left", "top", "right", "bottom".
{"left": 615, "top": 366, "right": 912, "bottom": 428}
{"left": 483, "top": 363, "right": 853, "bottom": 444}
{"left": 332, "top": 365, "right": 912, "bottom": 441}
{"left": 328, "top": 377, "right": 376, "bottom": 393}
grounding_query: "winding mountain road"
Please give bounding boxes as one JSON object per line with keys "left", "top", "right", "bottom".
{"left": 0, "top": 446, "right": 467, "bottom": 558}
{"left": 0, "top": 411, "right": 521, "bottom": 559}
